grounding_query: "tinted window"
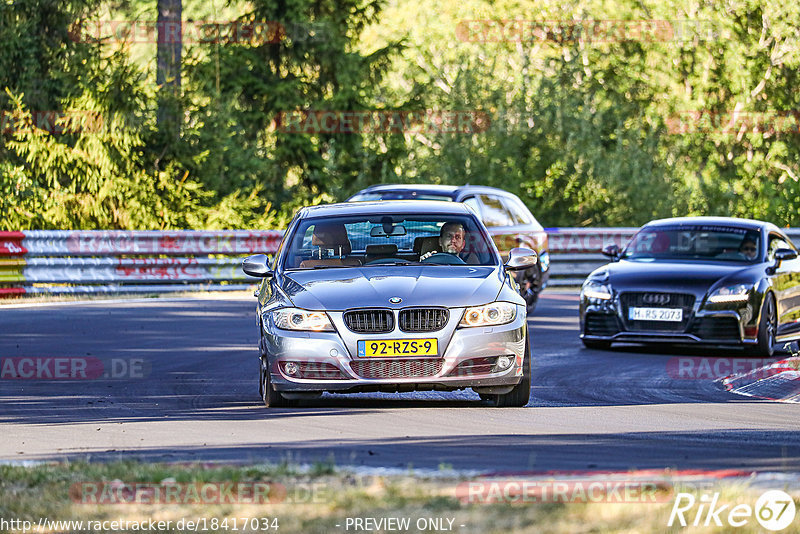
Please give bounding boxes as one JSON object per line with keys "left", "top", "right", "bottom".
{"left": 477, "top": 195, "right": 514, "bottom": 227}
{"left": 768, "top": 234, "right": 795, "bottom": 259}
{"left": 462, "top": 197, "right": 481, "bottom": 216}
{"left": 501, "top": 196, "right": 534, "bottom": 225}
{"left": 623, "top": 225, "right": 762, "bottom": 263}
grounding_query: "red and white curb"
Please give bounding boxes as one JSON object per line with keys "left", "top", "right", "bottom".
{"left": 720, "top": 357, "right": 800, "bottom": 403}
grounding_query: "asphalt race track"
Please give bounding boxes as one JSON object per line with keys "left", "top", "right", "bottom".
{"left": 2, "top": 292, "right": 799, "bottom": 472}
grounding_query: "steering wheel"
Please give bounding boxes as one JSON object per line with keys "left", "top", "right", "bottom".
{"left": 421, "top": 253, "right": 466, "bottom": 265}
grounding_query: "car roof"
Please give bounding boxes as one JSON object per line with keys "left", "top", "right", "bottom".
{"left": 298, "top": 200, "right": 474, "bottom": 218}
{"left": 643, "top": 216, "right": 780, "bottom": 232}
{"left": 355, "top": 183, "right": 520, "bottom": 199}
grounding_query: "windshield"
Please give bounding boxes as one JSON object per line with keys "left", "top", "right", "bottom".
{"left": 623, "top": 225, "right": 762, "bottom": 262}
{"left": 284, "top": 213, "right": 497, "bottom": 269}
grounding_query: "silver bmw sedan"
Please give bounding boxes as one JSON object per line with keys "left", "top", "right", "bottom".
{"left": 242, "top": 200, "right": 537, "bottom": 407}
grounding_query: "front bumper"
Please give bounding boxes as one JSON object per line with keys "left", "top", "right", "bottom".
{"left": 580, "top": 294, "right": 758, "bottom": 346}
{"left": 261, "top": 308, "right": 527, "bottom": 393}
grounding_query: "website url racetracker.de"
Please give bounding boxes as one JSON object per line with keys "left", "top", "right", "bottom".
{"left": 0, "top": 516, "right": 279, "bottom": 532}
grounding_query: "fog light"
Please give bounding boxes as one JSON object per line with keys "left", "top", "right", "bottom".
{"left": 497, "top": 356, "right": 512, "bottom": 370}
{"left": 283, "top": 362, "right": 299, "bottom": 376}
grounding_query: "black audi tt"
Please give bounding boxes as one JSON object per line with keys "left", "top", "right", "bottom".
{"left": 579, "top": 217, "right": 800, "bottom": 356}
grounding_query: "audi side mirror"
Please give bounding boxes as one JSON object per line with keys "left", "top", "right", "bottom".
{"left": 602, "top": 244, "right": 621, "bottom": 260}
{"left": 774, "top": 248, "right": 798, "bottom": 263}
{"left": 767, "top": 248, "right": 797, "bottom": 275}
{"left": 242, "top": 254, "right": 273, "bottom": 278}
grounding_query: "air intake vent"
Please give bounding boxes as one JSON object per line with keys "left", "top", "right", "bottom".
{"left": 344, "top": 309, "right": 394, "bottom": 334}
{"left": 350, "top": 359, "right": 443, "bottom": 379}
{"left": 399, "top": 308, "right": 449, "bottom": 332}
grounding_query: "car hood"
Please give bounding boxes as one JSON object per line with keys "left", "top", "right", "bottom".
{"left": 600, "top": 259, "right": 755, "bottom": 294}
{"left": 282, "top": 266, "right": 503, "bottom": 310}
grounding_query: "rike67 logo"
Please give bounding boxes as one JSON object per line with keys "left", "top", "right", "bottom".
{"left": 669, "top": 490, "right": 797, "bottom": 531}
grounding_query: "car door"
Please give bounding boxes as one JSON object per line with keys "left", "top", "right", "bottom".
{"left": 767, "top": 232, "right": 800, "bottom": 338}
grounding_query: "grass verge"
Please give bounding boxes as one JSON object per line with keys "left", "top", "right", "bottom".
{"left": 1, "top": 462, "right": 799, "bottom": 533}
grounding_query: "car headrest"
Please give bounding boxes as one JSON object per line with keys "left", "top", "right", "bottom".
{"left": 311, "top": 222, "right": 351, "bottom": 255}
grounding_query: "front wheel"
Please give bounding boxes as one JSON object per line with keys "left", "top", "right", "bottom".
{"left": 260, "top": 359, "right": 291, "bottom": 408}
{"left": 746, "top": 292, "right": 776, "bottom": 358}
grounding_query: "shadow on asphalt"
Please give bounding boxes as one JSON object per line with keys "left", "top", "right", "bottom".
{"left": 23, "top": 430, "right": 800, "bottom": 472}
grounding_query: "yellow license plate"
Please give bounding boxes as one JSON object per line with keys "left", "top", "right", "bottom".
{"left": 357, "top": 339, "right": 438, "bottom": 357}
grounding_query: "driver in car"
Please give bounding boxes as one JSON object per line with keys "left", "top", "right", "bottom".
{"left": 420, "top": 222, "right": 478, "bottom": 263}
{"left": 739, "top": 235, "right": 758, "bottom": 260}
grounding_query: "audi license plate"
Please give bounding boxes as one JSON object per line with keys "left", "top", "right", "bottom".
{"left": 357, "top": 339, "right": 438, "bottom": 357}
{"left": 628, "top": 307, "right": 683, "bottom": 322}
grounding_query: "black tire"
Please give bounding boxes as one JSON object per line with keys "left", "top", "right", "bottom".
{"left": 746, "top": 292, "right": 776, "bottom": 358}
{"left": 582, "top": 338, "right": 612, "bottom": 350}
{"left": 489, "top": 333, "right": 531, "bottom": 407}
{"left": 259, "top": 358, "right": 290, "bottom": 408}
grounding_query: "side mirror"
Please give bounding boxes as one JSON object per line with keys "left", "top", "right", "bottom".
{"left": 242, "top": 254, "right": 273, "bottom": 278}
{"left": 774, "top": 248, "right": 798, "bottom": 263}
{"left": 602, "top": 243, "right": 621, "bottom": 260}
{"left": 766, "top": 248, "right": 797, "bottom": 275}
{"left": 505, "top": 247, "right": 538, "bottom": 271}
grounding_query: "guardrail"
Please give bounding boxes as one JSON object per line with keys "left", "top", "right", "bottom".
{"left": 0, "top": 231, "right": 283, "bottom": 296}
{"left": 2, "top": 228, "right": 799, "bottom": 296}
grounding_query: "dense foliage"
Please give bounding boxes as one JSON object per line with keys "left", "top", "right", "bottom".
{"left": 1, "top": 0, "right": 799, "bottom": 229}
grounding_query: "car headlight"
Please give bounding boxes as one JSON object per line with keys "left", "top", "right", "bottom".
{"left": 272, "top": 308, "right": 335, "bottom": 331}
{"left": 707, "top": 284, "right": 752, "bottom": 304}
{"left": 582, "top": 280, "right": 612, "bottom": 301}
{"left": 460, "top": 302, "right": 517, "bottom": 327}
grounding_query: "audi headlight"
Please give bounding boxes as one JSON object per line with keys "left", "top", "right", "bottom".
{"left": 272, "top": 308, "right": 334, "bottom": 331}
{"left": 582, "top": 280, "right": 612, "bottom": 301}
{"left": 539, "top": 251, "right": 550, "bottom": 272}
{"left": 460, "top": 302, "right": 517, "bottom": 327}
{"left": 707, "top": 284, "right": 752, "bottom": 304}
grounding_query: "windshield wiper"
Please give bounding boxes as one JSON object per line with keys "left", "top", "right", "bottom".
{"left": 364, "top": 260, "right": 429, "bottom": 266}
